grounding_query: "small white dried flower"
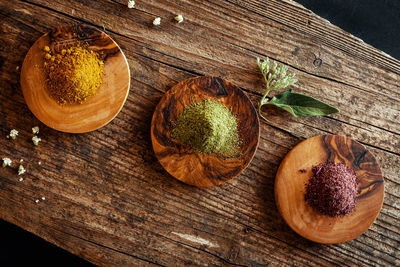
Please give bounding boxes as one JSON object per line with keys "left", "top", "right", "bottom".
{"left": 20, "top": 159, "right": 23, "bottom": 162}
{"left": 19, "top": 177, "right": 23, "bottom": 182}
{"left": 32, "top": 136, "right": 41, "bottom": 146}
{"left": 9, "top": 129, "right": 18, "bottom": 139}
{"left": 127, "top": 0, "right": 135, "bottom": 8}
{"left": 153, "top": 17, "right": 161, "bottom": 26}
{"left": 38, "top": 161, "right": 42, "bottom": 165}
{"left": 2, "top": 158, "right": 12, "bottom": 167}
{"left": 35, "top": 199, "right": 40, "bottom": 204}
{"left": 32, "top": 126, "right": 39, "bottom": 135}
{"left": 18, "top": 164, "right": 26, "bottom": 175}
{"left": 174, "top": 14, "right": 183, "bottom": 23}
{"left": 41, "top": 197, "right": 46, "bottom": 201}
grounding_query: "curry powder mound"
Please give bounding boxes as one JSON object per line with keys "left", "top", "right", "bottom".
{"left": 43, "top": 43, "right": 104, "bottom": 105}
{"left": 171, "top": 99, "right": 239, "bottom": 156}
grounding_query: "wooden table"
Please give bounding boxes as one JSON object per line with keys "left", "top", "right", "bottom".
{"left": 0, "top": 0, "right": 399, "bottom": 266}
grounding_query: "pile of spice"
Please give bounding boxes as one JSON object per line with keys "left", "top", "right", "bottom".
{"left": 43, "top": 42, "right": 104, "bottom": 104}
{"left": 305, "top": 162, "right": 358, "bottom": 217}
{"left": 171, "top": 99, "right": 239, "bottom": 156}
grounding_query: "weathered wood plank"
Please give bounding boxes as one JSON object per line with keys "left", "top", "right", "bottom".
{"left": 0, "top": 0, "right": 399, "bottom": 266}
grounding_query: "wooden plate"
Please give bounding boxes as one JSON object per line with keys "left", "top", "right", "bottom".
{"left": 275, "top": 135, "right": 384, "bottom": 244}
{"left": 151, "top": 76, "right": 260, "bottom": 187}
{"left": 20, "top": 24, "right": 130, "bottom": 133}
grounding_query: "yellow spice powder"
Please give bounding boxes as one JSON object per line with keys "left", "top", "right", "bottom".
{"left": 43, "top": 43, "right": 104, "bottom": 105}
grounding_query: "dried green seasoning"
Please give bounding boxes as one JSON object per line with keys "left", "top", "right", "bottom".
{"left": 172, "top": 99, "right": 239, "bottom": 155}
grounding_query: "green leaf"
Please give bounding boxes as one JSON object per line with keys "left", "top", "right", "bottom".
{"left": 268, "top": 89, "right": 339, "bottom": 118}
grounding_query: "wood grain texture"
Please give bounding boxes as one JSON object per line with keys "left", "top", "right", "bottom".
{"left": 20, "top": 24, "right": 130, "bottom": 133}
{"left": 151, "top": 76, "right": 259, "bottom": 187}
{"left": 0, "top": 0, "right": 399, "bottom": 266}
{"left": 275, "top": 135, "right": 384, "bottom": 244}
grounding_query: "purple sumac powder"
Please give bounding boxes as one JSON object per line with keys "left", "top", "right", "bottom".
{"left": 305, "top": 162, "right": 358, "bottom": 217}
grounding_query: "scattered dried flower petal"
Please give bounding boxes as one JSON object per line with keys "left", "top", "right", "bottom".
{"left": 9, "top": 129, "right": 18, "bottom": 139}
{"left": 41, "top": 197, "right": 46, "bottom": 201}
{"left": 32, "top": 126, "right": 39, "bottom": 134}
{"left": 127, "top": 0, "right": 135, "bottom": 8}
{"left": 32, "top": 136, "right": 41, "bottom": 146}
{"left": 153, "top": 17, "right": 161, "bottom": 26}
{"left": 18, "top": 164, "right": 26, "bottom": 175}
{"left": 35, "top": 199, "right": 40, "bottom": 203}
{"left": 2, "top": 158, "right": 12, "bottom": 167}
{"left": 174, "top": 14, "right": 183, "bottom": 23}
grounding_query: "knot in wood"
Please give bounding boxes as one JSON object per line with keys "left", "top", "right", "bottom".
{"left": 313, "top": 58, "right": 323, "bottom": 67}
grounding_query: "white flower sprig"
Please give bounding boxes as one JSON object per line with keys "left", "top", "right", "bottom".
{"left": 256, "top": 57, "right": 338, "bottom": 120}
{"left": 257, "top": 57, "right": 297, "bottom": 121}
{"left": 257, "top": 57, "right": 297, "bottom": 102}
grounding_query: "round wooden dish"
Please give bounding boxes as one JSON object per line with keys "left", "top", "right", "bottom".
{"left": 151, "top": 76, "right": 260, "bottom": 187}
{"left": 20, "top": 24, "right": 130, "bottom": 133}
{"left": 275, "top": 135, "right": 384, "bottom": 244}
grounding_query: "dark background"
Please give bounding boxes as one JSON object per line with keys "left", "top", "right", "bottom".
{"left": 1, "top": 0, "right": 399, "bottom": 266}
{"left": 296, "top": 0, "right": 400, "bottom": 60}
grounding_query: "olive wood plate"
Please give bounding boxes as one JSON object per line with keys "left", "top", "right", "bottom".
{"left": 151, "top": 76, "right": 260, "bottom": 187}
{"left": 275, "top": 135, "right": 384, "bottom": 244}
{"left": 20, "top": 24, "right": 130, "bottom": 133}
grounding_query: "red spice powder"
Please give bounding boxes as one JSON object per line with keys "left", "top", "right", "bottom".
{"left": 305, "top": 162, "right": 358, "bottom": 217}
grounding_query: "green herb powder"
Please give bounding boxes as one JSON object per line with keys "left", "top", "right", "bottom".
{"left": 172, "top": 99, "right": 239, "bottom": 155}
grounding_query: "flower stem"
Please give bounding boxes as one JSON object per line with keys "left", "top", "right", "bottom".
{"left": 258, "top": 88, "right": 271, "bottom": 123}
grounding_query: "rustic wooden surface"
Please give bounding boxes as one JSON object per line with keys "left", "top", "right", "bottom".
{"left": 275, "top": 135, "right": 384, "bottom": 244}
{"left": 21, "top": 24, "right": 130, "bottom": 133}
{"left": 151, "top": 76, "right": 259, "bottom": 187}
{"left": 0, "top": 0, "right": 399, "bottom": 266}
